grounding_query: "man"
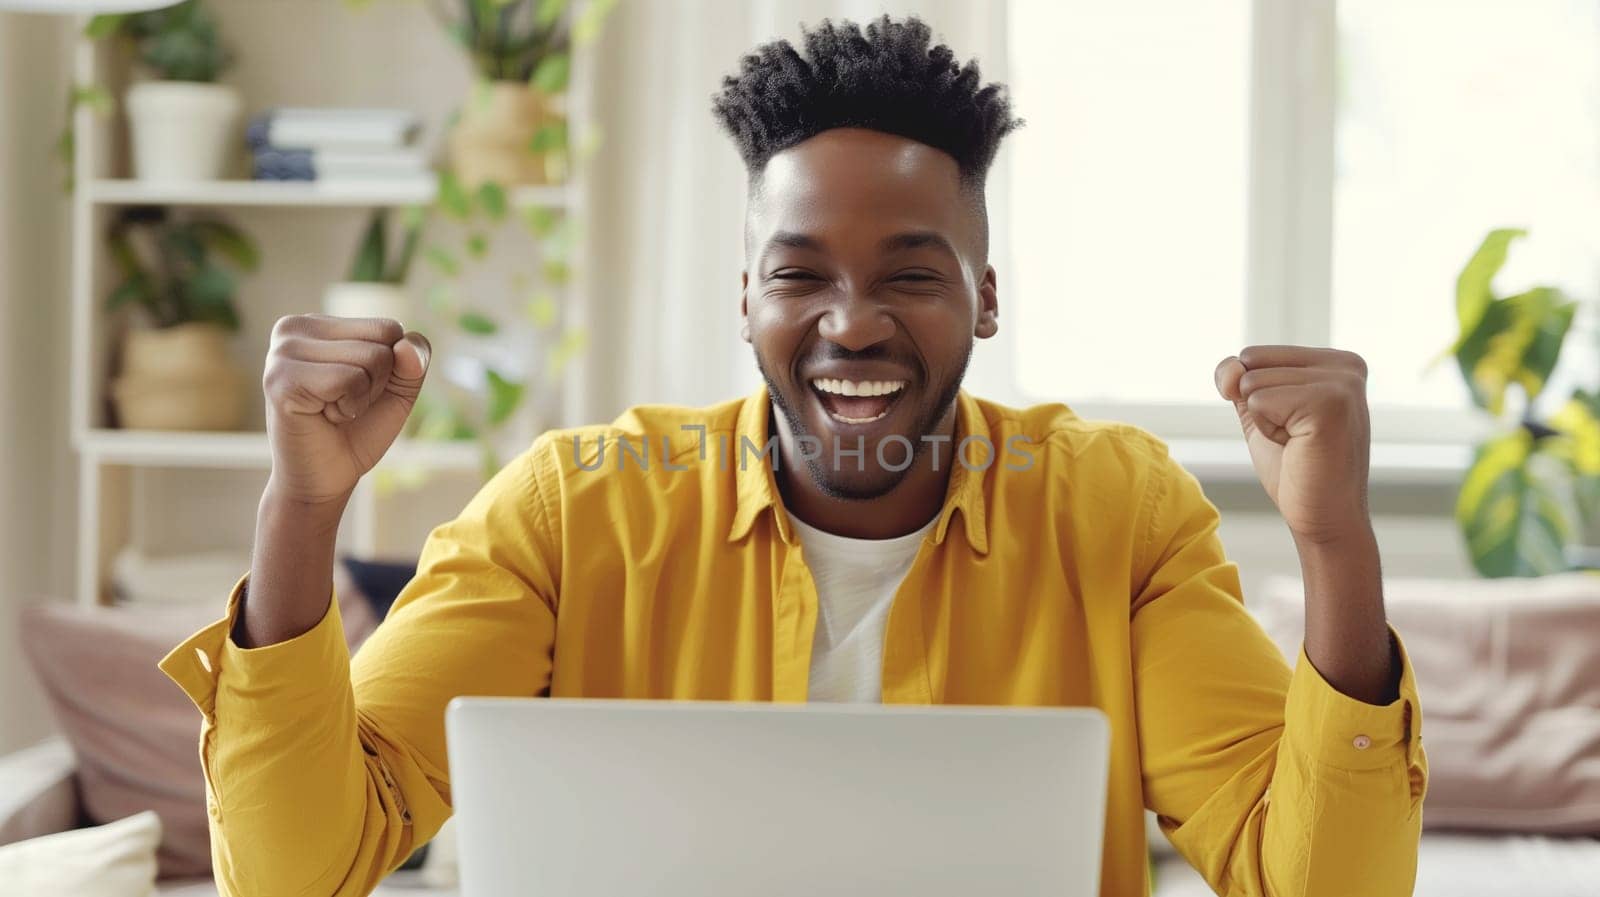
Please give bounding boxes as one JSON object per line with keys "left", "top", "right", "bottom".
{"left": 162, "top": 16, "right": 1425, "bottom": 897}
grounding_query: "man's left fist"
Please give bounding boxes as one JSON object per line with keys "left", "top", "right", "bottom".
{"left": 1214, "top": 346, "right": 1372, "bottom": 544}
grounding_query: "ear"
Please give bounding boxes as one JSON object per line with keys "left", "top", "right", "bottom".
{"left": 974, "top": 264, "right": 999, "bottom": 339}
{"left": 739, "top": 270, "right": 752, "bottom": 343}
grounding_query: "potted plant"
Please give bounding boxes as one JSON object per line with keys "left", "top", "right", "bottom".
{"left": 423, "top": 0, "right": 615, "bottom": 189}
{"left": 1445, "top": 228, "right": 1598, "bottom": 576}
{"left": 106, "top": 206, "right": 259, "bottom": 430}
{"left": 380, "top": 175, "right": 587, "bottom": 480}
{"left": 324, "top": 207, "right": 424, "bottom": 325}
{"left": 88, "top": 0, "right": 240, "bottom": 181}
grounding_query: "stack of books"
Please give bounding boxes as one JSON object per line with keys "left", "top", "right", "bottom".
{"left": 248, "top": 108, "right": 429, "bottom": 189}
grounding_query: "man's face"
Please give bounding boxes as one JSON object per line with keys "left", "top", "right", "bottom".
{"left": 741, "top": 128, "right": 999, "bottom": 500}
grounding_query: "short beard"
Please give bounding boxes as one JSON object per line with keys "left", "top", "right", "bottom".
{"left": 755, "top": 342, "right": 972, "bottom": 502}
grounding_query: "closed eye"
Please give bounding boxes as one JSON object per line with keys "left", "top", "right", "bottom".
{"left": 889, "top": 269, "right": 946, "bottom": 284}
{"left": 769, "top": 270, "right": 822, "bottom": 281}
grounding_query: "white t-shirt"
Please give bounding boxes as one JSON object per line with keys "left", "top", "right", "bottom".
{"left": 788, "top": 514, "right": 937, "bottom": 703}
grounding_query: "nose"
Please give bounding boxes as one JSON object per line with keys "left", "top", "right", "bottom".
{"left": 816, "top": 293, "right": 896, "bottom": 352}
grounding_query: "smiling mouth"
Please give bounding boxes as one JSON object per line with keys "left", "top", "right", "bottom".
{"left": 810, "top": 378, "right": 908, "bottom": 424}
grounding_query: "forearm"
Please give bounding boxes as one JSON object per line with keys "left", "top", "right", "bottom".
{"left": 205, "top": 594, "right": 425, "bottom": 897}
{"left": 237, "top": 480, "right": 352, "bottom": 648}
{"left": 1295, "top": 522, "right": 1397, "bottom": 704}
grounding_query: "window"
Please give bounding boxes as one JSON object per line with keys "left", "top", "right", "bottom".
{"left": 1007, "top": 0, "right": 1251, "bottom": 405}
{"left": 1005, "top": 0, "right": 1600, "bottom": 440}
{"left": 1331, "top": 0, "right": 1600, "bottom": 412}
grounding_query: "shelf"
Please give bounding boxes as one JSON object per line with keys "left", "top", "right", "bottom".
{"left": 85, "top": 179, "right": 572, "bottom": 209}
{"left": 79, "top": 428, "right": 483, "bottom": 471}
{"left": 1168, "top": 438, "right": 1472, "bottom": 487}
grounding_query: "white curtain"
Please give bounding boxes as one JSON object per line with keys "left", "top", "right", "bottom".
{"left": 580, "top": 0, "right": 1012, "bottom": 421}
{"left": 0, "top": 12, "right": 75, "bottom": 752}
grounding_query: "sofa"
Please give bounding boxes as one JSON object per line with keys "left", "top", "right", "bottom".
{"left": 0, "top": 736, "right": 456, "bottom": 897}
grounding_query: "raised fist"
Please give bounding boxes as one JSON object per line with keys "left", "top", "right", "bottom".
{"left": 261, "top": 314, "right": 430, "bottom": 505}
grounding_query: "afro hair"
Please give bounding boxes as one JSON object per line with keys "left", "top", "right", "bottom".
{"left": 712, "top": 16, "right": 1021, "bottom": 187}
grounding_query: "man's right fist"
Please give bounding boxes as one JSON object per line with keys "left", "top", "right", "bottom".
{"left": 261, "top": 314, "right": 430, "bottom": 505}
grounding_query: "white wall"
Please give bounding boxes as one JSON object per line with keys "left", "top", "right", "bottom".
{"left": 0, "top": 12, "right": 75, "bottom": 752}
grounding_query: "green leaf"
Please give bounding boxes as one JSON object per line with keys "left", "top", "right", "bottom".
{"left": 388, "top": 206, "right": 425, "bottom": 284}
{"left": 1453, "top": 229, "right": 1526, "bottom": 349}
{"left": 1457, "top": 428, "right": 1572, "bottom": 577}
{"left": 107, "top": 276, "right": 152, "bottom": 311}
{"left": 476, "top": 181, "right": 508, "bottom": 221}
{"left": 458, "top": 310, "right": 499, "bottom": 335}
{"left": 572, "top": 0, "right": 618, "bottom": 46}
{"left": 541, "top": 258, "right": 571, "bottom": 286}
{"left": 546, "top": 327, "right": 587, "bottom": 378}
{"left": 189, "top": 220, "right": 260, "bottom": 271}
{"left": 522, "top": 205, "right": 561, "bottom": 238}
{"left": 72, "top": 85, "right": 114, "bottom": 115}
{"left": 182, "top": 265, "right": 241, "bottom": 331}
{"left": 1551, "top": 390, "right": 1600, "bottom": 477}
{"left": 400, "top": 204, "right": 426, "bottom": 231}
{"left": 466, "top": 233, "right": 490, "bottom": 258}
{"left": 484, "top": 367, "right": 525, "bottom": 425}
{"left": 534, "top": 0, "right": 567, "bottom": 29}
{"left": 348, "top": 212, "right": 387, "bottom": 283}
{"left": 437, "top": 171, "right": 473, "bottom": 219}
{"left": 424, "top": 245, "right": 461, "bottom": 277}
{"left": 531, "top": 52, "right": 570, "bottom": 94}
{"left": 413, "top": 395, "right": 476, "bottom": 442}
{"left": 84, "top": 14, "right": 127, "bottom": 39}
{"left": 1455, "top": 286, "right": 1575, "bottom": 413}
{"left": 525, "top": 292, "right": 558, "bottom": 328}
{"left": 528, "top": 120, "right": 567, "bottom": 154}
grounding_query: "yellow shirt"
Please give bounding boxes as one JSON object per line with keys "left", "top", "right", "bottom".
{"left": 161, "top": 389, "right": 1427, "bottom": 897}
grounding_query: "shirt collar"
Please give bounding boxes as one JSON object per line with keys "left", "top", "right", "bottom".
{"left": 726, "top": 387, "right": 991, "bottom": 555}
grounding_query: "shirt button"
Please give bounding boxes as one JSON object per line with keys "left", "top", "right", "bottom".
{"left": 1352, "top": 734, "right": 1372, "bottom": 750}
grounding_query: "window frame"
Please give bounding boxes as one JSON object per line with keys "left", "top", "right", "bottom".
{"left": 993, "top": 0, "right": 1491, "bottom": 450}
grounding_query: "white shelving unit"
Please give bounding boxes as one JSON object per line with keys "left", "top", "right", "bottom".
{"left": 79, "top": 429, "right": 484, "bottom": 471}
{"left": 67, "top": 2, "right": 595, "bottom": 606}
{"left": 85, "top": 178, "right": 571, "bottom": 209}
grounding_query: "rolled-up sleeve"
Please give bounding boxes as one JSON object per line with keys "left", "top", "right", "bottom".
{"left": 159, "top": 441, "right": 563, "bottom": 897}
{"left": 1132, "top": 451, "right": 1426, "bottom": 897}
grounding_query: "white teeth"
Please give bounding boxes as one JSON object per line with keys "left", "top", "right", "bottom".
{"left": 811, "top": 378, "right": 907, "bottom": 397}
{"left": 833, "top": 411, "right": 890, "bottom": 424}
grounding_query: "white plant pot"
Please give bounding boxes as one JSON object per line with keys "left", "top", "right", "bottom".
{"left": 125, "top": 81, "right": 242, "bottom": 182}
{"left": 322, "top": 282, "right": 411, "bottom": 328}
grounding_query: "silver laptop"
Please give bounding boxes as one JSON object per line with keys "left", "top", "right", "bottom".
{"left": 446, "top": 698, "right": 1110, "bottom": 897}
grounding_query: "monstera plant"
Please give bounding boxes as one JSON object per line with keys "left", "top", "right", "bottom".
{"left": 1448, "top": 228, "right": 1597, "bottom": 577}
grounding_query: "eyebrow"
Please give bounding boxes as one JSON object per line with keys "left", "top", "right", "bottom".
{"left": 764, "top": 231, "right": 825, "bottom": 255}
{"left": 759, "top": 229, "right": 959, "bottom": 265}
{"left": 878, "top": 230, "right": 958, "bottom": 258}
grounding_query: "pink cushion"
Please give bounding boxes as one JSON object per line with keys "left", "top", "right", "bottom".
{"left": 1255, "top": 574, "right": 1600, "bottom": 835}
{"left": 20, "top": 579, "right": 377, "bottom": 879}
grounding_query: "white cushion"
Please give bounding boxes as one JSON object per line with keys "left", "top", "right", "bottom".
{"left": 1152, "top": 832, "right": 1600, "bottom": 896}
{"left": 0, "top": 809, "right": 160, "bottom": 897}
{"left": 0, "top": 737, "right": 78, "bottom": 846}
